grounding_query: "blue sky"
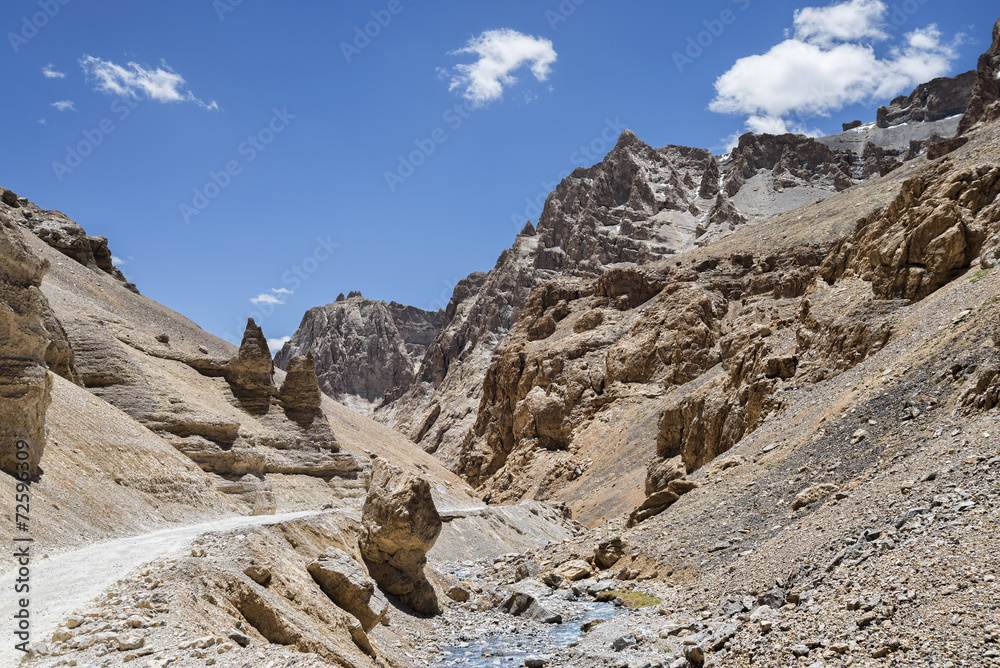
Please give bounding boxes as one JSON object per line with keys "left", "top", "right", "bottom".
{"left": 3, "top": 0, "right": 996, "bottom": 349}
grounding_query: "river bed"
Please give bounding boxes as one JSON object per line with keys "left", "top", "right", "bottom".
{"left": 431, "top": 602, "right": 619, "bottom": 667}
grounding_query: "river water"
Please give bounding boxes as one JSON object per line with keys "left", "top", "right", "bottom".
{"left": 431, "top": 602, "right": 618, "bottom": 667}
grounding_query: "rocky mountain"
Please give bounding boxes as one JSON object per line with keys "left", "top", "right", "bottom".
{"left": 449, "top": 60, "right": 1000, "bottom": 523}
{"left": 876, "top": 70, "right": 976, "bottom": 129}
{"left": 289, "top": 130, "right": 865, "bottom": 469}
{"left": 275, "top": 294, "right": 444, "bottom": 413}
{"left": 2, "top": 17, "right": 998, "bottom": 668}
{"left": 289, "top": 57, "right": 986, "bottom": 484}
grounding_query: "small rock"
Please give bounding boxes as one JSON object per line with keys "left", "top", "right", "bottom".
{"left": 228, "top": 630, "right": 251, "bottom": 647}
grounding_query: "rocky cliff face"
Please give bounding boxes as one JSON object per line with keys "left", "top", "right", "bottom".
{"left": 276, "top": 295, "right": 444, "bottom": 413}
{"left": 374, "top": 131, "right": 859, "bottom": 468}
{"left": 3, "top": 188, "right": 138, "bottom": 294}
{"left": 5, "top": 191, "right": 369, "bottom": 512}
{"left": 877, "top": 70, "right": 977, "bottom": 129}
{"left": 0, "top": 209, "right": 53, "bottom": 477}
{"left": 723, "top": 133, "right": 854, "bottom": 196}
{"left": 958, "top": 18, "right": 1000, "bottom": 134}
{"left": 459, "top": 137, "right": 1000, "bottom": 522}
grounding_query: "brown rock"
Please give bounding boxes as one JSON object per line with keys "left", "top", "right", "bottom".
{"left": 645, "top": 456, "right": 686, "bottom": 496}
{"left": 594, "top": 538, "right": 627, "bottom": 569}
{"left": 926, "top": 136, "right": 970, "bottom": 161}
{"left": 360, "top": 459, "right": 442, "bottom": 615}
{"left": 278, "top": 352, "right": 324, "bottom": 427}
{"left": 0, "top": 213, "right": 52, "bottom": 477}
{"left": 627, "top": 489, "right": 680, "bottom": 527}
{"left": 446, "top": 584, "right": 470, "bottom": 602}
{"left": 554, "top": 560, "right": 592, "bottom": 582}
{"left": 308, "top": 547, "right": 388, "bottom": 632}
{"left": 818, "top": 161, "right": 1000, "bottom": 302}
{"left": 763, "top": 355, "right": 797, "bottom": 379}
{"left": 792, "top": 484, "right": 839, "bottom": 510}
{"left": 19, "top": 206, "right": 137, "bottom": 292}
{"left": 224, "top": 319, "right": 275, "bottom": 415}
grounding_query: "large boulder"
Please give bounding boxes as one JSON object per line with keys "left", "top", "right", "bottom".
{"left": 359, "top": 459, "right": 442, "bottom": 615}
{"left": 307, "top": 547, "right": 388, "bottom": 632}
{"left": 0, "top": 213, "right": 53, "bottom": 477}
{"left": 501, "top": 580, "right": 563, "bottom": 624}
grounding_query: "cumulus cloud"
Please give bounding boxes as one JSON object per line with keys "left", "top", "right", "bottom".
{"left": 250, "top": 288, "right": 293, "bottom": 306}
{"left": 50, "top": 100, "right": 76, "bottom": 112}
{"left": 710, "top": 0, "right": 960, "bottom": 135}
{"left": 79, "top": 55, "right": 218, "bottom": 110}
{"left": 790, "top": 0, "right": 888, "bottom": 46}
{"left": 111, "top": 256, "right": 126, "bottom": 267}
{"left": 42, "top": 64, "right": 66, "bottom": 79}
{"left": 445, "top": 29, "right": 557, "bottom": 106}
{"left": 267, "top": 336, "right": 291, "bottom": 354}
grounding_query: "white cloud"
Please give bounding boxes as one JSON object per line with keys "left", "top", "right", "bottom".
{"left": 37, "top": 118, "right": 47, "bottom": 125}
{"left": 267, "top": 336, "right": 291, "bottom": 354}
{"left": 710, "top": 0, "right": 959, "bottom": 136}
{"left": 250, "top": 288, "right": 294, "bottom": 306}
{"left": 42, "top": 64, "right": 66, "bottom": 79}
{"left": 111, "top": 256, "right": 126, "bottom": 267}
{"left": 445, "top": 29, "right": 557, "bottom": 106}
{"left": 51, "top": 100, "right": 76, "bottom": 112}
{"left": 251, "top": 293, "right": 283, "bottom": 306}
{"left": 79, "top": 55, "right": 218, "bottom": 110}
{"left": 791, "top": 0, "right": 888, "bottom": 47}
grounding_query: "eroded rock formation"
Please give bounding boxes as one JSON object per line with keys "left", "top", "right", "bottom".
{"left": 16, "top": 201, "right": 138, "bottom": 293}
{"left": 0, "top": 212, "right": 53, "bottom": 477}
{"left": 278, "top": 352, "right": 324, "bottom": 427}
{"left": 877, "top": 70, "right": 977, "bottom": 129}
{"left": 817, "top": 161, "right": 1000, "bottom": 301}
{"left": 224, "top": 319, "right": 276, "bottom": 415}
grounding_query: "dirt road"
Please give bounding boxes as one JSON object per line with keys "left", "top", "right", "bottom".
{"left": 0, "top": 510, "right": 321, "bottom": 664}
